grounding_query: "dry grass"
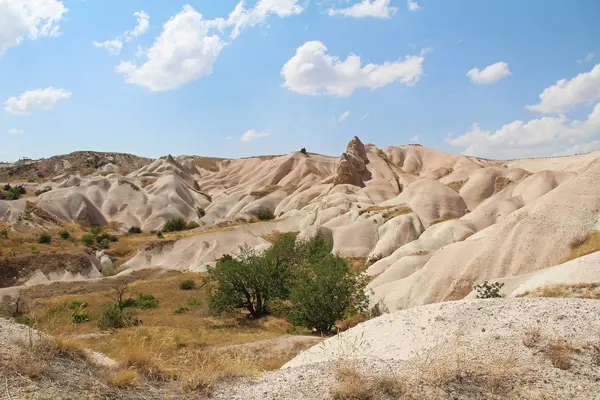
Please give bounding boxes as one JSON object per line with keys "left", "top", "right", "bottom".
{"left": 446, "top": 179, "right": 468, "bottom": 192}
{"left": 517, "top": 282, "right": 600, "bottom": 300}
{"left": 561, "top": 231, "right": 600, "bottom": 263}
{"left": 429, "top": 215, "right": 458, "bottom": 226}
{"left": 544, "top": 340, "right": 580, "bottom": 370}
{"left": 359, "top": 204, "right": 412, "bottom": 222}
{"left": 331, "top": 364, "right": 407, "bottom": 400}
{"left": 261, "top": 230, "right": 299, "bottom": 243}
{"left": 493, "top": 176, "right": 513, "bottom": 194}
{"left": 522, "top": 329, "right": 541, "bottom": 348}
{"left": 250, "top": 185, "right": 281, "bottom": 198}
{"left": 26, "top": 271, "right": 310, "bottom": 392}
{"left": 192, "top": 156, "right": 228, "bottom": 172}
{"left": 107, "top": 369, "right": 140, "bottom": 387}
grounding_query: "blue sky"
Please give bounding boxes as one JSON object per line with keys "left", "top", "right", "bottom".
{"left": 1, "top": 0, "right": 599, "bottom": 162}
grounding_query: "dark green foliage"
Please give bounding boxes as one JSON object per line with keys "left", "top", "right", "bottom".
{"left": 0, "top": 229, "right": 8, "bottom": 238}
{"left": 162, "top": 218, "right": 187, "bottom": 232}
{"left": 90, "top": 225, "right": 102, "bottom": 235}
{"left": 97, "top": 303, "right": 139, "bottom": 330}
{"left": 58, "top": 229, "right": 70, "bottom": 240}
{"left": 300, "top": 148, "right": 307, "bottom": 154}
{"left": 186, "top": 221, "right": 200, "bottom": 230}
{"left": 179, "top": 279, "right": 196, "bottom": 290}
{"left": 475, "top": 281, "right": 505, "bottom": 299}
{"left": 134, "top": 293, "right": 159, "bottom": 309}
{"left": 288, "top": 256, "right": 368, "bottom": 334}
{"left": 0, "top": 184, "right": 25, "bottom": 201}
{"left": 254, "top": 208, "right": 275, "bottom": 221}
{"left": 187, "top": 297, "right": 201, "bottom": 307}
{"left": 173, "top": 306, "right": 189, "bottom": 314}
{"left": 81, "top": 234, "right": 94, "bottom": 246}
{"left": 14, "top": 314, "right": 37, "bottom": 327}
{"left": 71, "top": 311, "right": 90, "bottom": 324}
{"left": 128, "top": 226, "right": 142, "bottom": 234}
{"left": 98, "top": 238, "right": 110, "bottom": 249}
{"left": 156, "top": 231, "right": 164, "bottom": 239}
{"left": 67, "top": 300, "right": 87, "bottom": 309}
{"left": 119, "top": 298, "right": 136, "bottom": 309}
{"left": 96, "top": 233, "right": 118, "bottom": 243}
{"left": 38, "top": 232, "right": 52, "bottom": 244}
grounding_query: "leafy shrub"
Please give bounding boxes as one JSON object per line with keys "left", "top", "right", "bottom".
{"left": 475, "top": 281, "right": 505, "bottom": 299}
{"left": 58, "top": 229, "right": 70, "bottom": 240}
{"left": 128, "top": 226, "right": 142, "bottom": 234}
{"left": 179, "top": 279, "right": 196, "bottom": 290}
{"left": 96, "top": 233, "right": 118, "bottom": 243}
{"left": 197, "top": 207, "right": 206, "bottom": 217}
{"left": 254, "top": 208, "right": 275, "bottom": 221}
{"left": 156, "top": 231, "right": 164, "bottom": 239}
{"left": 173, "top": 306, "right": 189, "bottom": 314}
{"left": 71, "top": 311, "right": 90, "bottom": 324}
{"left": 30, "top": 245, "right": 40, "bottom": 254}
{"left": 187, "top": 297, "right": 201, "bottom": 307}
{"left": 300, "top": 147, "right": 307, "bottom": 154}
{"left": 162, "top": 218, "right": 187, "bottom": 232}
{"left": 67, "top": 300, "right": 87, "bottom": 309}
{"left": 90, "top": 225, "right": 102, "bottom": 235}
{"left": 97, "top": 303, "right": 139, "bottom": 330}
{"left": 38, "top": 232, "right": 52, "bottom": 244}
{"left": 134, "top": 294, "right": 159, "bottom": 309}
{"left": 366, "top": 253, "right": 384, "bottom": 266}
{"left": 0, "top": 184, "right": 25, "bottom": 201}
{"left": 98, "top": 238, "right": 110, "bottom": 249}
{"left": 81, "top": 234, "right": 94, "bottom": 247}
{"left": 118, "top": 298, "right": 136, "bottom": 309}
{"left": 186, "top": 221, "right": 200, "bottom": 230}
{"left": 14, "top": 314, "right": 37, "bottom": 327}
{"left": 0, "top": 229, "right": 7, "bottom": 238}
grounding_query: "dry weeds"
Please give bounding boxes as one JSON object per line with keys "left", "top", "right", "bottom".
{"left": 522, "top": 329, "right": 541, "bottom": 348}
{"left": 544, "top": 340, "right": 580, "bottom": 370}
{"left": 331, "top": 364, "right": 407, "bottom": 400}
{"left": 561, "top": 231, "right": 600, "bottom": 263}
{"left": 517, "top": 282, "right": 600, "bottom": 300}
{"left": 446, "top": 179, "right": 468, "bottom": 192}
{"left": 107, "top": 369, "right": 140, "bottom": 388}
{"left": 429, "top": 216, "right": 458, "bottom": 226}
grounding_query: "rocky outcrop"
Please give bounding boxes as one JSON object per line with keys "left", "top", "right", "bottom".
{"left": 333, "top": 136, "right": 370, "bottom": 187}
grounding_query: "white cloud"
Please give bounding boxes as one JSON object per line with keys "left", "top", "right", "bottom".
{"left": 360, "top": 112, "right": 369, "bottom": 121}
{"left": 124, "top": 11, "right": 150, "bottom": 41}
{"left": 577, "top": 52, "right": 594, "bottom": 64}
{"left": 467, "top": 61, "right": 511, "bottom": 84}
{"left": 0, "top": 0, "right": 67, "bottom": 56}
{"left": 93, "top": 39, "right": 123, "bottom": 55}
{"left": 241, "top": 129, "right": 269, "bottom": 142}
{"left": 94, "top": 10, "right": 149, "bottom": 55}
{"left": 560, "top": 139, "right": 600, "bottom": 155}
{"left": 338, "top": 110, "right": 351, "bottom": 122}
{"left": 4, "top": 87, "right": 71, "bottom": 115}
{"left": 328, "top": 0, "right": 398, "bottom": 18}
{"left": 227, "top": 0, "right": 303, "bottom": 39}
{"left": 446, "top": 102, "right": 600, "bottom": 158}
{"left": 281, "top": 41, "right": 427, "bottom": 97}
{"left": 8, "top": 128, "right": 24, "bottom": 135}
{"left": 410, "top": 135, "right": 418, "bottom": 141}
{"left": 407, "top": 0, "right": 422, "bottom": 11}
{"left": 526, "top": 63, "right": 600, "bottom": 114}
{"left": 116, "top": 6, "right": 225, "bottom": 91}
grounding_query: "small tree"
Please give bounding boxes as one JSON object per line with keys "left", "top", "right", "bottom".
{"left": 58, "top": 229, "right": 70, "bottom": 240}
{"left": 128, "top": 226, "right": 142, "bottom": 234}
{"left": 254, "top": 208, "right": 275, "bottom": 221}
{"left": 289, "top": 256, "right": 368, "bottom": 334}
{"left": 179, "top": 279, "right": 196, "bottom": 290}
{"left": 162, "top": 218, "right": 187, "bottom": 232}
{"left": 300, "top": 148, "right": 307, "bottom": 155}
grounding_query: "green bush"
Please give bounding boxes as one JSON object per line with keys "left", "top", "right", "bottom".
{"left": 38, "top": 232, "right": 52, "bottom": 244}
{"left": 119, "top": 298, "right": 136, "bottom": 309}
{"left": 300, "top": 147, "right": 307, "bottom": 154}
{"left": 90, "top": 225, "right": 102, "bottom": 235}
{"left": 97, "top": 303, "right": 139, "bottom": 330}
{"left": 254, "top": 208, "right": 275, "bottom": 221}
{"left": 81, "top": 234, "right": 94, "bottom": 247}
{"left": 96, "top": 233, "right": 117, "bottom": 243}
{"left": 14, "top": 315, "right": 37, "bottom": 327}
{"left": 187, "top": 297, "right": 201, "bottom": 307}
{"left": 71, "top": 311, "right": 90, "bottom": 324}
{"left": 173, "top": 306, "right": 189, "bottom": 314}
{"left": 186, "top": 221, "right": 200, "bottom": 230}
{"left": 0, "top": 229, "right": 8, "bottom": 238}
{"left": 67, "top": 300, "right": 87, "bottom": 309}
{"left": 0, "top": 184, "right": 25, "bottom": 201}
{"left": 128, "top": 226, "right": 142, "bottom": 234}
{"left": 98, "top": 238, "right": 110, "bottom": 249}
{"left": 179, "top": 279, "right": 196, "bottom": 290}
{"left": 134, "top": 294, "right": 159, "bottom": 309}
{"left": 162, "top": 218, "right": 187, "bottom": 232}
{"left": 30, "top": 245, "right": 40, "bottom": 254}
{"left": 475, "top": 281, "right": 505, "bottom": 299}
{"left": 58, "top": 229, "right": 70, "bottom": 240}
{"left": 156, "top": 231, "right": 164, "bottom": 239}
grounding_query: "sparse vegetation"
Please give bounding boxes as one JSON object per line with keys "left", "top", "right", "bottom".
{"left": 300, "top": 147, "right": 307, "bottom": 154}
{"left": 545, "top": 340, "right": 580, "bottom": 370}
{"left": 97, "top": 302, "right": 139, "bottom": 330}
{"left": 430, "top": 215, "right": 458, "bottom": 226}
{"left": 71, "top": 310, "right": 90, "bottom": 324}
{"left": 331, "top": 364, "right": 407, "bottom": 400}
{"left": 250, "top": 185, "right": 280, "bottom": 198}
{"left": 0, "top": 183, "right": 25, "bottom": 200}
{"left": 162, "top": 218, "right": 188, "bottom": 232}
{"left": 173, "top": 306, "right": 189, "bottom": 314}
{"left": 128, "top": 226, "right": 142, "bottom": 234}
{"left": 14, "top": 314, "right": 37, "bottom": 326}
{"left": 517, "top": 282, "right": 600, "bottom": 299}
{"left": 38, "top": 232, "right": 52, "bottom": 244}
{"left": 81, "top": 234, "right": 94, "bottom": 246}
{"left": 254, "top": 208, "right": 275, "bottom": 221}
{"left": 186, "top": 221, "right": 200, "bottom": 230}
{"left": 90, "top": 225, "right": 102, "bottom": 235}
{"left": 134, "top": 293, "right": 159, "bottom": 309}
{"left": 474, "top": 281, "right": 504, "bottom": 299}
{"left": 522, "top": 328, "right": 541, "bottom": 348}
{"left": 0, "top": 229, "right": 8, "bottom": 238}
{"left": 446, "top": 179, "right": 468, "bottom": 193}
{"left": 107, "top": 369, "right": 139, "bottom": 388}
{"left": 359, "top": 204, "right": 412, "bottom": 222}
{"left": 179, "top": 279, "right": 196, "bottom": 290}
{"left": 58, "top": 229, "right": 70, "bottom": 239}
{"left": 562, "top": 231, "right": 600, "bottom": 263}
